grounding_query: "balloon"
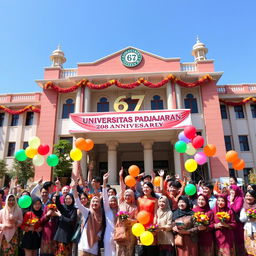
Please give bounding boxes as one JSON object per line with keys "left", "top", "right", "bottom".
{"left": 38, "top": 144, "right": 50, "bottom": 155}
{"left": 70, "top": 148, "right": 83, "bottom": 161}
{"left": 185, "top": 159, "right": 198, "bottom": 172}
{"left": 153, "top": 176, "right": 161, "bottom": 187}
{"left": 184, "top": 126, "right": 197, "bottom": 139}
{"left": 175, "top": 141, "right": 187, "bottom": 153}
{"left": 203, "top": 144, "right": 216, "bottom": 157}
{"left": 18, "top": 195, "right": 32, "bottom": 209}
{"left": 225, "top": 150, "right": 239, "bottom": 163}
{"left": 232, "top": 159, "right": 245, "bottom": 170}
{"left": 178, "top": 131, "right": 190, "bottom": 143}
{"left": 185, "top": 143, "right": 196, "bottom": 156}
{"left": 25, "top": 147, "right": 38, "bottom": 158}
{"left": 194, "top": 152, "right": 207, "bottom": 165}
{"left": 28, "top": 136, "right": 41, "bottom": 149}
{"left": 75, "top": 138, "right": 87, "bottom": 150}
{"left": 137, "top": 210, "right": 150, "bottom": 225}
{"left": 47, "top": 154, "right": 59, "bottom": 167}
{"left": 33, "top": 154, "right": 44, "bottom": 166}
{"left": 15, "top": 149, "right": 27, "bottom": 161}
{"left": 192, "top": 136, "right": 204, "bottom": 149}
{"left": 128, "top": 165, "right": 140, "bottom": 177}
{"left": 132, "top": 223, "right": 145, "bottom": 237}
{"left": 124, "top": 175, "right": 136, "bottom": 187}
{"left": 185, "top": 184, "right": 197, "bottom": 196}
{"left": 84, "top": 139, "right": 94, "bottom": 151}
{"left": 140, "top": 231, "right": 154, "bottom": 246}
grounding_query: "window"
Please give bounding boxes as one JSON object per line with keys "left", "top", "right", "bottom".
{"left": 23, "top": 142, "right": 29, "bottom": 149}
{"left": 7, "top": 142, "right": 16, "bottom": 157}
{"left": 250, "top": 104, "right": 256, "bottom": 118}
{"left": 60, "top": 137, "right": 73, "bottom": 144}
{"left": 125, "top": 97, "right": 139, "bottom": 111}
{"left": 97, "top": 97, "right": 109, "bottom": 112}
{"left": 229, "top": 168, "right": 236, "bottom": 177}
{"left": 220, "top": 105, "right": 228, "bottom": 119}
{"left": 151, "top": 95, "right": 163, "bottom": 110}
{"left": 234, "top": 106, "right": 244, "bottom": 119}
{"left": 184, "top": 94, "right": 198, "bottom": 113}
{"left": 25, "top": 112, "right": 34, "bottom": 126}
{"left": 224, "top": 136, "right": 233, "bottom": 151}
{"left": 62, "top": 99, "right": 75, "bottom": 119}
{"left": 239, "top": 135, "right": 250, "bottom": 151}
{"left": 11, "top": 114, "right": 19, "bottom": 126}
{"left": 0, "top": 113, "right": 4, "bottom": 127}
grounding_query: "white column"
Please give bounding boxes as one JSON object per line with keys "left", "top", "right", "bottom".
{"left": 141, "top": 140, "right": 154, "bottom": 174}
{"left": 175, "top": 84, "right": 182, "bottom": 109}
{"left": 107, "top": 141, "right": 118, "bottom": 184}
{"left": 166, "top": 82, "right": 173, "bottom": 109}
{"left": 15, "top": 113, "right": 24, "bottom": 150}
{"left": 80, "top": 151, "right": 87, "bottom": 179}
{"left": 75, "top": 87, "right": 81, "bottom": 113}
{"left": 173, "top": 140, "right": 182, "bottom": 178}
{"left": 84, "top": 87, "right": 91, "bottom": 113}
{"left": 0, "top": 113, "right": 10, "bottom": 159}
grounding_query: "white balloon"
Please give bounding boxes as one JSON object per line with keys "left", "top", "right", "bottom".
{"left": 33, "top": 154, "right": 44, "bottom": 166}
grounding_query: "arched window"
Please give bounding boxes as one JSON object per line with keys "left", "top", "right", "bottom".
{"left": 62, "top": 99, "right": 75, "bottom": 119}
{"left": 184, "top": 94, "right": 198, "bottom": 113}
{"left": 151, "top": 95, "right": 163, "bottom": 110}
{"left": 97, "top": 97, "right": 109, "bottom": 112}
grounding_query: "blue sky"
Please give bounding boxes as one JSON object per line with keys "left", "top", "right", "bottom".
{"left": 0, "top": 0, "right": 256, "bottom": 94}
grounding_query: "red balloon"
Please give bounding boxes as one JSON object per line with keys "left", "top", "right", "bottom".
{"left": 37, "top": 144, "right": 50, "bottom": 155}
{"left": 184, "top": 126, "right": 197, "bottom": 139}
{"left": 192, "top": 136, "right": 204, "bottom": 149}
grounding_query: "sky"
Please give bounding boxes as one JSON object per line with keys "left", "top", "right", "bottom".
{"left": 0, "top": 0, "right": 256, "bottom": 94}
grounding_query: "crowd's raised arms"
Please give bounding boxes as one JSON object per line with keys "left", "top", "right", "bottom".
{"left": 0, "top": 171, "right": 255, "bottom": 256}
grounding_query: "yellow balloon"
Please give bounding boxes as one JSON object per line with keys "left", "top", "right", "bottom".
{"left": 140, "top": 231, "right": 154, "bottom": 246}
{"left": 25, "top": 147, "right": 38, "bottom": 158}
{"left": 185, "top": 143, "right": 196, "bottom": 156}
{"left": 132, "top": 223, "right": 145, "bottom": 237}
{"left": 28, "top": 136, "right": 41, "bottom": 149}
{"left": 70, "top": 148, "right": 82, "bottom": 161}
{"left": 185, "top": 159, "right": 198, "bottom": 172}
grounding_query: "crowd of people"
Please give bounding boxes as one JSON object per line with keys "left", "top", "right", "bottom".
{"left": 0, "top": 166, "right": 255, "bottom": 256}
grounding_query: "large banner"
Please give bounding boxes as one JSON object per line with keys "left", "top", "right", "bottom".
{"left": 69, "top": 109, "right": 191, "bottom": 133}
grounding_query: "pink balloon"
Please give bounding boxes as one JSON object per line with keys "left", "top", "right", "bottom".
{"left": 192, "top": 136, "right": 204, "bottom": 149}
{"left": 194, "top": 152, "right": 207, "bottom": 165}
{"left": 184, "top": 126, "right": 197, "bottom": 139}
{"left": 38, "top": 144, "right": 50, "bottom": 155}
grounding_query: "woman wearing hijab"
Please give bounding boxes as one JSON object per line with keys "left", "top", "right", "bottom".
{"left": 21, "top": 196, "right": 43, "bottom": 256}
{"left": 213, "top": 194, "right": 236, "bottom": 256}
{"left": 71, "top": 178, "right": 103, "bottom": 256}
{"left": 247, "top": 184, "right": 256, "bottom": 192}
{"left": 172, "top": 196, "right": 198, "bottom": 256}
{"left": 54, "top": 180, "right": 77, "bottom": 256}
{"left": 239, "top": 190, "right": 256, "bottom": 256}
{"left": 156, "top": 195, "right": 174, "bottom": 256}
{"left": 193, "top": 194, "right": 214, "bottom": 256}
{"left": 0, "top": 194, "right": 23, "bottom": 255}
{"left": 228, "top": 185, "right": 245, "bottom": 255}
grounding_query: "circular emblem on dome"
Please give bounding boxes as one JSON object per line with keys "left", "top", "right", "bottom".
{"left": 121, "top": 49, "right": 142, "bottom": 67}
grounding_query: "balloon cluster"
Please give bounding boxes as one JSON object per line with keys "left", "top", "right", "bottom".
{"left": 124, "top": 165, "right": 140, "bottom": 187}
{"left": 15, "top": 136, "right": 59, "bottom": 167}
{"left": 175, "top": 126, "right": 217, "bottom": 173}
{"left": 225, "top": 150, "right": 245, "bottom": 171}
{"left": 132, "top": 223, "right": 154, "bottom": 246}
{"left": 71, "top": 138, "right": 94, "bottom": 161}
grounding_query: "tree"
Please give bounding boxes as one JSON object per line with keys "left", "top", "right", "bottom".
{"left": 0, "top": 159, "right": 8, "bottom": 179}
{"left": 53, "top": 140, "right": 73, "bottom": 178}
{"left": 10, "top": 159, "right": 34, "bottom": 187}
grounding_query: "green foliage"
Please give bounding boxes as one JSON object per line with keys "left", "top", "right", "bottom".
{"left": 0, "top": 159, "right": 8, "bottom": 178}
{"left": 53, "top": 140, "right": 73, "bottom": 178}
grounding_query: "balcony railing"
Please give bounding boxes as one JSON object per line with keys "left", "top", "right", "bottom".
{"left": 60, "top": 69, "right": 77, "bottom": 78}
{"left": 0, "top": 93, "right": 41, "bottom": 104}
{"left": 181, "top": 63, "right": 197, "bottom": 72}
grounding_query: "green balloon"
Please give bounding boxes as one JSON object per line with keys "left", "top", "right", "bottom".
{"left": 185, "top": 184, "right": 197, "bottom": 196}
{"left": 18, "top": 195, "right": 32, "bottom": 208}
{"left": 46, "top": 154, "right": 59, "bottom": 167}
{"left": 15, "top": 149, "right": 27, "bottom": 161}
{"left": 175, "top": 141, "right": 187, "bottom": 153}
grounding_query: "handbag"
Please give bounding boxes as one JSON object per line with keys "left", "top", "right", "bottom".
{"left": 113, "top": 225, "right": 128, "bottom": 243}
{"left": 71, "top": 212, "right": 90, "bottom": 243}
{"left": 174, "top": 234, "right": 183, "bottom": 246}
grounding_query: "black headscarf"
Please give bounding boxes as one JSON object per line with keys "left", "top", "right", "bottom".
{"left": 173, "top": 195, "right": 194, "bottom": 220}
{"left": 58, "top": 193, "right": 76, "bottom": 218}
{"left": 31, "top": 196, "right": 43, "bottom": 218}
{"left": 248, "top": 184, "right": 256, "bottom": 192}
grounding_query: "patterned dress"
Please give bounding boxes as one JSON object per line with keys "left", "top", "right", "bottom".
{"left": 0, "top": 230, "right": 19, "bottom": 256}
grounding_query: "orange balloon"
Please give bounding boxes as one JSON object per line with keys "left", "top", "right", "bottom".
{"left": 225, "top": 150, "right": 239, "bottom": 163}
{"left": 203, "top": 144, "right": 216, "bottom": 157}
{"left": 75, "top": 138, "right": 87, "bottom": 150}
{"left": 137, "top": 210, "right": 150, "bottom": 225}
{"left": 124, "top": 175, "right": 136, "bottom": 187}
{"left": 233, "top": 159, "right": 245, "bottom": 171}
{"left": 84, "top": 139, "right": 94, "bottom": 151}
{"left": 153, "top": 176, "right": 161, "bottom": 187}
{"left": 128, "top": 165, "right": 140, "bottom": 177}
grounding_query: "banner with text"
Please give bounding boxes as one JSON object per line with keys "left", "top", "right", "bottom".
{"left": 69, "top": 110, "right": 191, "bottom": 133}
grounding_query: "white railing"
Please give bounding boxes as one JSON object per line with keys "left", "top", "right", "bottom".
{"left": 0, "top": 96, "right": 8, "bottom": 103}
{"left": 217, "top": 87, "right": 226, "bottom": 93}
{"left": 181, "top": 63, "right": 197, "bottom": 71}
{"left": 12, "top": 95, "right": 36, "bottom": 102}
{"left": 248, "top": 86, "right": 256, "bottom": 91}
{"left": 229, "top": 86, "right": 244, "bottom": 92}
{"left": 60, "top": 69, "right": 77, "bottom": 78}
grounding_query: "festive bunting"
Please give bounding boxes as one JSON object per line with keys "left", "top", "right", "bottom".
{"left": 0, "top": 105, "right": 40, "bottom": 115}
{"left": 220, "top": 97, "right": 256, "bottom": 106}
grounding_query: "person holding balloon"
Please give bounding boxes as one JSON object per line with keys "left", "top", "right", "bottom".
{"left": 0, "top": 194, "right": 23, "bottom": 256}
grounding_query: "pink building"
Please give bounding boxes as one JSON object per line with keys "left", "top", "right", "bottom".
{"left": 0, "top": 39, "right": 255, "bottom": 184}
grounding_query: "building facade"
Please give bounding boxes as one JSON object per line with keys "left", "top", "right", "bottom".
{"left": 0, "top": 40, "right": 255, "bottom": 184}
